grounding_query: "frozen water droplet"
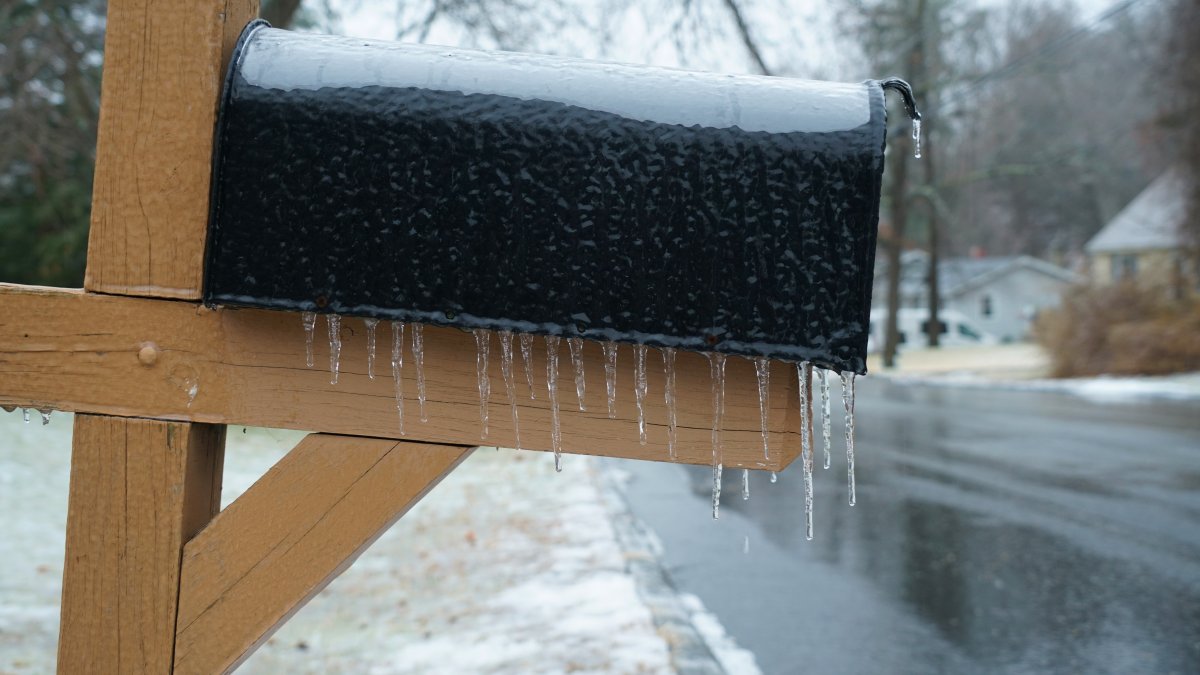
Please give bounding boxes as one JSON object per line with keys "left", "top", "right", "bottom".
{"left": 412, "top": 324, "right": 428, "bottom": 422}
{"left": 302, "top": 311, "right": 317, "bottom": 368}
{"left": 519, "top": 333, "right": 537, "bottom": 400}
{"left": 841, "top": 371, "right": 858, "bottom": 506}
{"left": 545, "top": 336, "right": 563, "bottom": 471}
{"left": 798, "top": 362, "right": 814, "bottom": 541}
{"left": 40, "top": 409, "right": 51, "bottom": 425}
{"left": 326, "top": 314, "right": 342, "bottom": 385}
{"left": 754, "top": 357, "right": 770, "bottom": 460}
{"left": 707, "top": 352, "right": 727, "bottom": 520}
{"left": 741, "top": 468, "right": 750, "bottom": 500}
{"left": 661, "top": 348, "right": 678, "bottom": 460}
{"left": 22, "top": 408, "right": 31, "bottom": 424}
{"left": 364, "top": 318, "right": 379, "bottom": 380}
{"left": 819, "top": 368, "right": 832, "bottom": 470}
{"left": 567, "top": 337, "right": 587, "bottom": 411}
{"left": 473, "top": 329, "right": 491, "bottom": 439}
{"left": 0, "top": 405, "right": 14, "bottom": 414}
{"left": 912, "top": 118, "right": 922, "bottom": 159}
{"left": 390, "top": 321, "right": 406, "bottom": 435}
{"left": 602, "top": 341, "right": 619, "bottom": 419}
{"left": 498, "top": 330, "right": 521, "bottom": 451}
{"left": 633, "top": 344, "right": 649, "bottom": 445}
{"left": 770, "top": 471, "right": 778, "bottom": 484}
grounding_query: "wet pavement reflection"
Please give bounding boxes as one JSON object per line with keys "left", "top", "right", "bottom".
{"left": 612, "top": 378, "right": 1200, "bottom": 675}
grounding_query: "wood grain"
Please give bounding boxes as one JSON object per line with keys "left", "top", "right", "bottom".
{"left": 173, "top": 435, "right": 471, "bottom": 675}
{"left": 84, "top": 0, "right": 259, "bottom": 299}
{"left": 57, "top": 415, "right": 225, "bottom": 674}
{"left": 0, "top": 284, "right": 802, "bottom": 470}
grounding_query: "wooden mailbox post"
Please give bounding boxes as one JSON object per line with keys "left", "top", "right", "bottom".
{"left": 0, "top": 1, "right": 803, "bottom": 672}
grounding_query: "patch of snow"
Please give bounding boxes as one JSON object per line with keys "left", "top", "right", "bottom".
{"left": 680, "top": 594, "right": 762, "bottom": 675}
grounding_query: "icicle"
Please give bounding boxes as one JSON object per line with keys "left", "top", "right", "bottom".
{"left": 22, "top": 408, "right": 31, "bottom": 424}
{"left": 841, "top": 371, "right": 858, "bottom": 506}
{"left": 412, "top": 323, "right": 428, "bottom": 422}
{"left": 770, "top": 471, "right": 778, "bottom": 483}
{"left": 567, "top": 337, "right": 587, "bottom": 411}
{"left": 40, "top": 410, "right": 51, "bottom": 425}
{"left": 498, "top": 330, "right": 521, "bottom": 450}
{"left": 912, "top": 118, "right": 922, "bottom": 159}
{"left": 633, "top": 344, "right": 649, "bottom": 445}
{"left": 519, "top": 333, "right": 537, "bottom": 399}
{"left": 326, "top": 314, "right": 342, "bottom": 385}
{"left": 364, "top": 318, "right": 379, "bottom": 380}
{"left": 0, "top": 405, "right": 14, "bottom": 413}
{"left": 754, "top": 357, "right": 770, "bottom": 460}
{"left": 741, "top": 469, "right": 750, "bottom": 500}
{"left": 602, "top": 341, "right": 619, "bottom": 418}
{"left": 473, "top": 329, "right": 491, "bottom": 439}
{"left": 390, "top": 322, "right": 406, "bottom": 435}
{"left": 798, "top": 362, "right": 814, "bottom": 541}
{"left": 661, "top": 348, "right": 678, "bottom": 460}
{"left": 743, "top": 535, "right": 750, "bottom": 555}
{"left": 819, "top": 368, "right": 832, "bottom": 470}
{"left": 545, "top": 335, "right": 563, "bottom": 471}
{"left": 707, "top": 353, "right": 727, "bottom": 520}
{"left": 302, "top": 311, "right": 317, "bottom": 368}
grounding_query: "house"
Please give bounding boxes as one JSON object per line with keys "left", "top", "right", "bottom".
{"left": 1085, "top": 169, "right": 1197, "bottom": 295}
{"left": 871, "top": 252, "right": 1080, "bottom": 343}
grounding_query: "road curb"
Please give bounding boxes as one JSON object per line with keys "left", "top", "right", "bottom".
{"left": 594, "top": 462, "right": 726, "bottom": 675}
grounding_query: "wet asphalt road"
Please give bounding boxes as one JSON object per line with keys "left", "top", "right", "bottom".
{"left": 610, "top": 378, "right": 1200, "bottom": 675}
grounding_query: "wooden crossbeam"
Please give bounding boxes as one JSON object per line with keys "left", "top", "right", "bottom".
{"left": 0, "top": 284, "right": 802, "bottom": 471}
{"left": 173, "top": 434, "right": 472, "bottom": 675}
{"left": 57, "top": 415, "right": 226, "bottom": 674}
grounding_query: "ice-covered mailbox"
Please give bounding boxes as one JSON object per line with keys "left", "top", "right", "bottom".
{"left": 205, "top": 22, "right": 920, "bottom": 374}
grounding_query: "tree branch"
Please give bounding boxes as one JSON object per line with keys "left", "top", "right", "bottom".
{"left": 720, "top": 0, "right": 772, "bottom": 75}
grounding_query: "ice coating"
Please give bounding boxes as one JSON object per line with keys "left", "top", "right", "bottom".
{"left": 412, "top": 323, "right": 428, "bottom": 421}
{"left": 498, "top": 330, "right": 521, "bottom": 450}
{"left": 602, "top": 342, "right": 619, "bottom": 419}
{"left": 237, "top": 26, "right": 871, "bottom": 134}
{"left": 545, "top": 336, "right": 563, "bottom": 471}
{"left": 633, "top": 344, "right": 649, "bottom": 445}
{"left": 326, "top": 314, "right": 342, "bottom": 385}
{"left": 302, "top": 311, "right": 317, "bottom": 368}
{"left": 661, "top": 348, "right": 679, "bottom": 460}
{"left": 390, "top": 321, "right": 406, "bottom": 435}
{"left": 798, "top": 362, "right": 815, "bottom": 540}
{"left": 473, "top": 329, "right": 491, "bottom": 439}
{"left": 364, "top": 318, "right": 379, "bottom": 379}
{"left": 567, "top": 336, "right": 587, "bottom": 412}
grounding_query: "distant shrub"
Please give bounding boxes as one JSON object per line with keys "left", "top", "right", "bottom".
{"left": 1034, "top": 284, "right": 1200, "bottom": 377}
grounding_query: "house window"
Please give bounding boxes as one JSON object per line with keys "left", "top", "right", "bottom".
{"left": 958, "top": 323, "right": 982, "bottom": 340}
{"left": 1111, "top": 254, "right": 1138, "bottom": 282}
{"left": 897, "top": 331, "right": 907, "bottom": 345}
{"left": 981, "top": 294, "right": 993, "bottom": 317}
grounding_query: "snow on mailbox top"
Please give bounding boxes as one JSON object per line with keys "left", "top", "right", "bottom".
{"left": 204, "top": 21, "right": 895, "bottom": 374}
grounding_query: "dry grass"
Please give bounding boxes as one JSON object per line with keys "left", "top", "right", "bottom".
{"left": 1034, "top": 284, "right": 1200, "bottom": 377}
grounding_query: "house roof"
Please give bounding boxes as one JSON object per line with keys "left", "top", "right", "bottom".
{"left": 876, "top": 252, "right": 1079, "bottom": 299}
{"left": 1085, "top": 170, "right": 1186, "bottom": 254}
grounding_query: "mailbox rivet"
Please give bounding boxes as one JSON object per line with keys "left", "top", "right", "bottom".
{"left": 138, "top": 343, "right": 160, "bottom": 366}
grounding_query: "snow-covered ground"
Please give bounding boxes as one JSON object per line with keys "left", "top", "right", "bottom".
{"left": 866, "top": 343, "right": 1200, "bottom": 402}
{"left": 0, "top": 412, "right": 750, "bottom": 674}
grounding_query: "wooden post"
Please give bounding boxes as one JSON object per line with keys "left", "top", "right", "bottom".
{"left": 57, "top": 415, "right": 225, "bottom": 674}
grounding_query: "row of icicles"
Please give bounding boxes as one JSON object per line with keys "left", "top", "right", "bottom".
{"left": 304, "top": 311, "right": 858, "bottom": 540}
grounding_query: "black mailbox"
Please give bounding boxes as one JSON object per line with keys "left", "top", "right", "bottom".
{"left": 204, "top": 21, "right": 919, "bottom": 374}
